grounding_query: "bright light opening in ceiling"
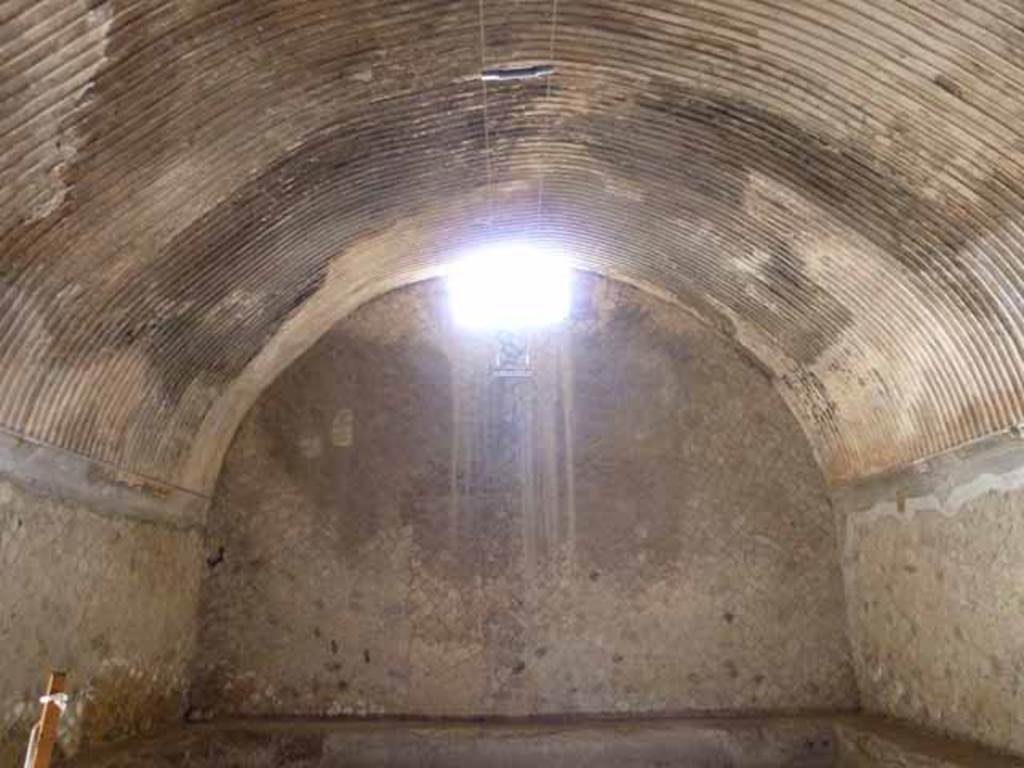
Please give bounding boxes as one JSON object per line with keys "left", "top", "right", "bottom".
{"left": 447, "top": 243, "right": 571, "bottom": 330}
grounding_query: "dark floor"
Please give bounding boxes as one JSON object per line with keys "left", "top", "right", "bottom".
{"left": 63, "top": 715, "right": 1024, "bottom": 767}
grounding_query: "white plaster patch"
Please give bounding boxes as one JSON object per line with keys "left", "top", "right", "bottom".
{"left": 331, "top": 409, "right": 354, "bottom": 447}
{"left": 0, "top": 1, "right": 112, "bottom": 227}
{"left": 851, "top": 463, "right": 1024, "bottom": 526}
{"left": 736, "top": 170, "right": 1009, "bottom": 481}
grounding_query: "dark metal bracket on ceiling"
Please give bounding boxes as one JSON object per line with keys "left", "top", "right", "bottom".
{"left": 481, "top": 64, "right": 555, "bottom": 82}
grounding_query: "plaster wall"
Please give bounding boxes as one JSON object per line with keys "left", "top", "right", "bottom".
{"left": 194, "top": 275, "right": 855, "bottom": 718}
{"left": 0, "top": 437, "right": 205, "bottom": 764}
{"left": 836, "top": 433, "right": 1024, "bottom": 757}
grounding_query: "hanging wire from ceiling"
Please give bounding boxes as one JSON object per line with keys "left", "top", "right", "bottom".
{"left": 476, "top": 0, "right": 559, "bottom": 229}
{"left": 482, "top": 64, "right": 555, "bottom": 81}
{"left": 476, "top": 0, "right": 494, "bottom": 224}
{"left": 537, "top": 0, "right": 559, "bottom": 225}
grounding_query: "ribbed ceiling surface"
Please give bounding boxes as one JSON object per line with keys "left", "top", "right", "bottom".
{"left": 3, "top": 0, "right": 1024, "bottom": 492}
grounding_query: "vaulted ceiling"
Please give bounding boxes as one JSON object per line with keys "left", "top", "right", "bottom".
{"left": 3, "top": 0, "right": 1024, "bottom": 493}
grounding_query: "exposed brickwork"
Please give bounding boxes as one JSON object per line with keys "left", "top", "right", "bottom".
{"left": 3, "top": 2, "right": 1024, "bottom": 489}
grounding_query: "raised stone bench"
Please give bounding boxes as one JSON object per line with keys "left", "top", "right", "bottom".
{"left": 64, "top": 715, "right": 1023, "bottom": 767}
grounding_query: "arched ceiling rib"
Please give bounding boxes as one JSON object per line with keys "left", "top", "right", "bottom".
{"left": 3, "top": 0, "right": 1024, "bottom": 492}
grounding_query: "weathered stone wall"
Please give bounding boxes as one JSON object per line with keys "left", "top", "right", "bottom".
{"left": 836, "top": 434, "right": 1024, "bottom": 757}
{"left": 194, "top": 275, "right": 855, "bottom": 718}
{"left": 0, "top": 436, "right": 205, "bottom": 764}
